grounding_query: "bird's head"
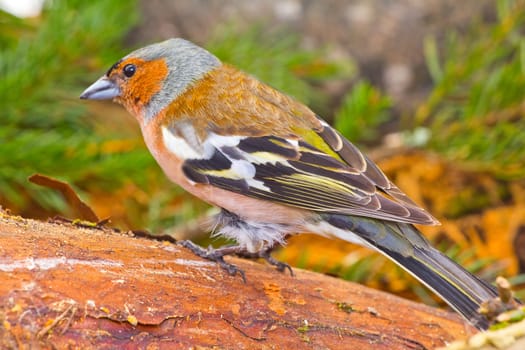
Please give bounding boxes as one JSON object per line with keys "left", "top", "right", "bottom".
{"left": 80, "top": 38, "right": 221, "bottom": 122}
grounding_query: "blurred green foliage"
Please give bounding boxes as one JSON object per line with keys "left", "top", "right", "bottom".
{"left": 418, "top": 0, "right": 525, "bottom": 179}
{"left": 1, "top": 0, "right": 145, "bottom": 214}
{"left": 334, "top": 81, "right": 391, "bottom": 143}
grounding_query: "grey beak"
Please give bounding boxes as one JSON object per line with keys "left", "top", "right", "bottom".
{"left": 80, "top": 76, "right": 120, "bottom": 100}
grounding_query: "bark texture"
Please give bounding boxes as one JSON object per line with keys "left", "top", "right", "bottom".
{"left": 0, "top": 210, "right": 474, "bottom": 349}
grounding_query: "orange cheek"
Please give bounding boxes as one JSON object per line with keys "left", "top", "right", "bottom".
{"left": 121, "top": 58, "right": 169, "bottom": 113}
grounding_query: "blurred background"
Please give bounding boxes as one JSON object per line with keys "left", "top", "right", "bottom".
{"left": 2, "top": 0, "right": 525, "bottom": 306}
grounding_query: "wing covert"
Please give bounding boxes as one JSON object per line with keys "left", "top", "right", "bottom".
{"left": 179, "top": 127, "right": 438, "bottom": 225}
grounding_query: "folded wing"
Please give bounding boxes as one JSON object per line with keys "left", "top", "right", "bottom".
{"left": 180, "top": 121, "right": 438, "bottom": 226}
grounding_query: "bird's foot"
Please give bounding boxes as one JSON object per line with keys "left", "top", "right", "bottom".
{"left": 179, "top": 241, "right": 294, "bottom": 280}
{"left": 237, "top": 247, "right": 294, "bottom": 276}
{"left": 179, "top": 240, "right": 246, "bottom": 282}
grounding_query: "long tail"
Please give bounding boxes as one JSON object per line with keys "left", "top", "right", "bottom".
{"left": 322, "top": 214, "right": 500, "bottom": 330}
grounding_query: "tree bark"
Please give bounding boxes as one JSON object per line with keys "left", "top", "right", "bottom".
{"left": 0, "top": 209, "right": 474, "bottom": 349}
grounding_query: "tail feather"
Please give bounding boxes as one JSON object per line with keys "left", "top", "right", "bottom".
{"left": 381, "top": 243, "right": 496, "bottom": 330}
{"left": 322, "top": 214, "right": 499, "bottom": 330}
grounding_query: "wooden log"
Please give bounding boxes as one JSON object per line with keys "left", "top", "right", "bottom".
{"left": 0, "top": 209, "right": 474, "bottom": 349}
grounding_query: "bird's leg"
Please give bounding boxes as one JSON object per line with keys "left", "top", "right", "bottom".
{"left": 179, "top": 240, "right": 247, "bottom": 282}
{"left": 179, "top": 241, "right": 294, "bottom": 280}
{"left": 236, "top": 246, "right": 294, "bottom": 276}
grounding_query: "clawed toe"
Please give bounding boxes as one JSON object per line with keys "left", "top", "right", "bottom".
{"left": 259, "top": 249, "right": 294, "bottom": 276}
{"left": 179, "top": 240, "right": 246, "bottom": 281}
{"left": 236, "top": 247, "right": 294, "bottom": 276}
{"left": 216, "top": 257, "right": 246, "bottom": 282}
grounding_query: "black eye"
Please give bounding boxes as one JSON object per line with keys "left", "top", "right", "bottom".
{"left": 123, "top": 64, "right": 136, "bottom": 78}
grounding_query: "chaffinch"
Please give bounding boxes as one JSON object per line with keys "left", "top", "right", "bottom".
{"left": 81, "top": 38, "right": 501, "bottom": 330}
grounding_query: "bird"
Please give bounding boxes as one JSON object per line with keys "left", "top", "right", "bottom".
{"left": 80, "top": 38, "right": 504, "bottom": 330}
